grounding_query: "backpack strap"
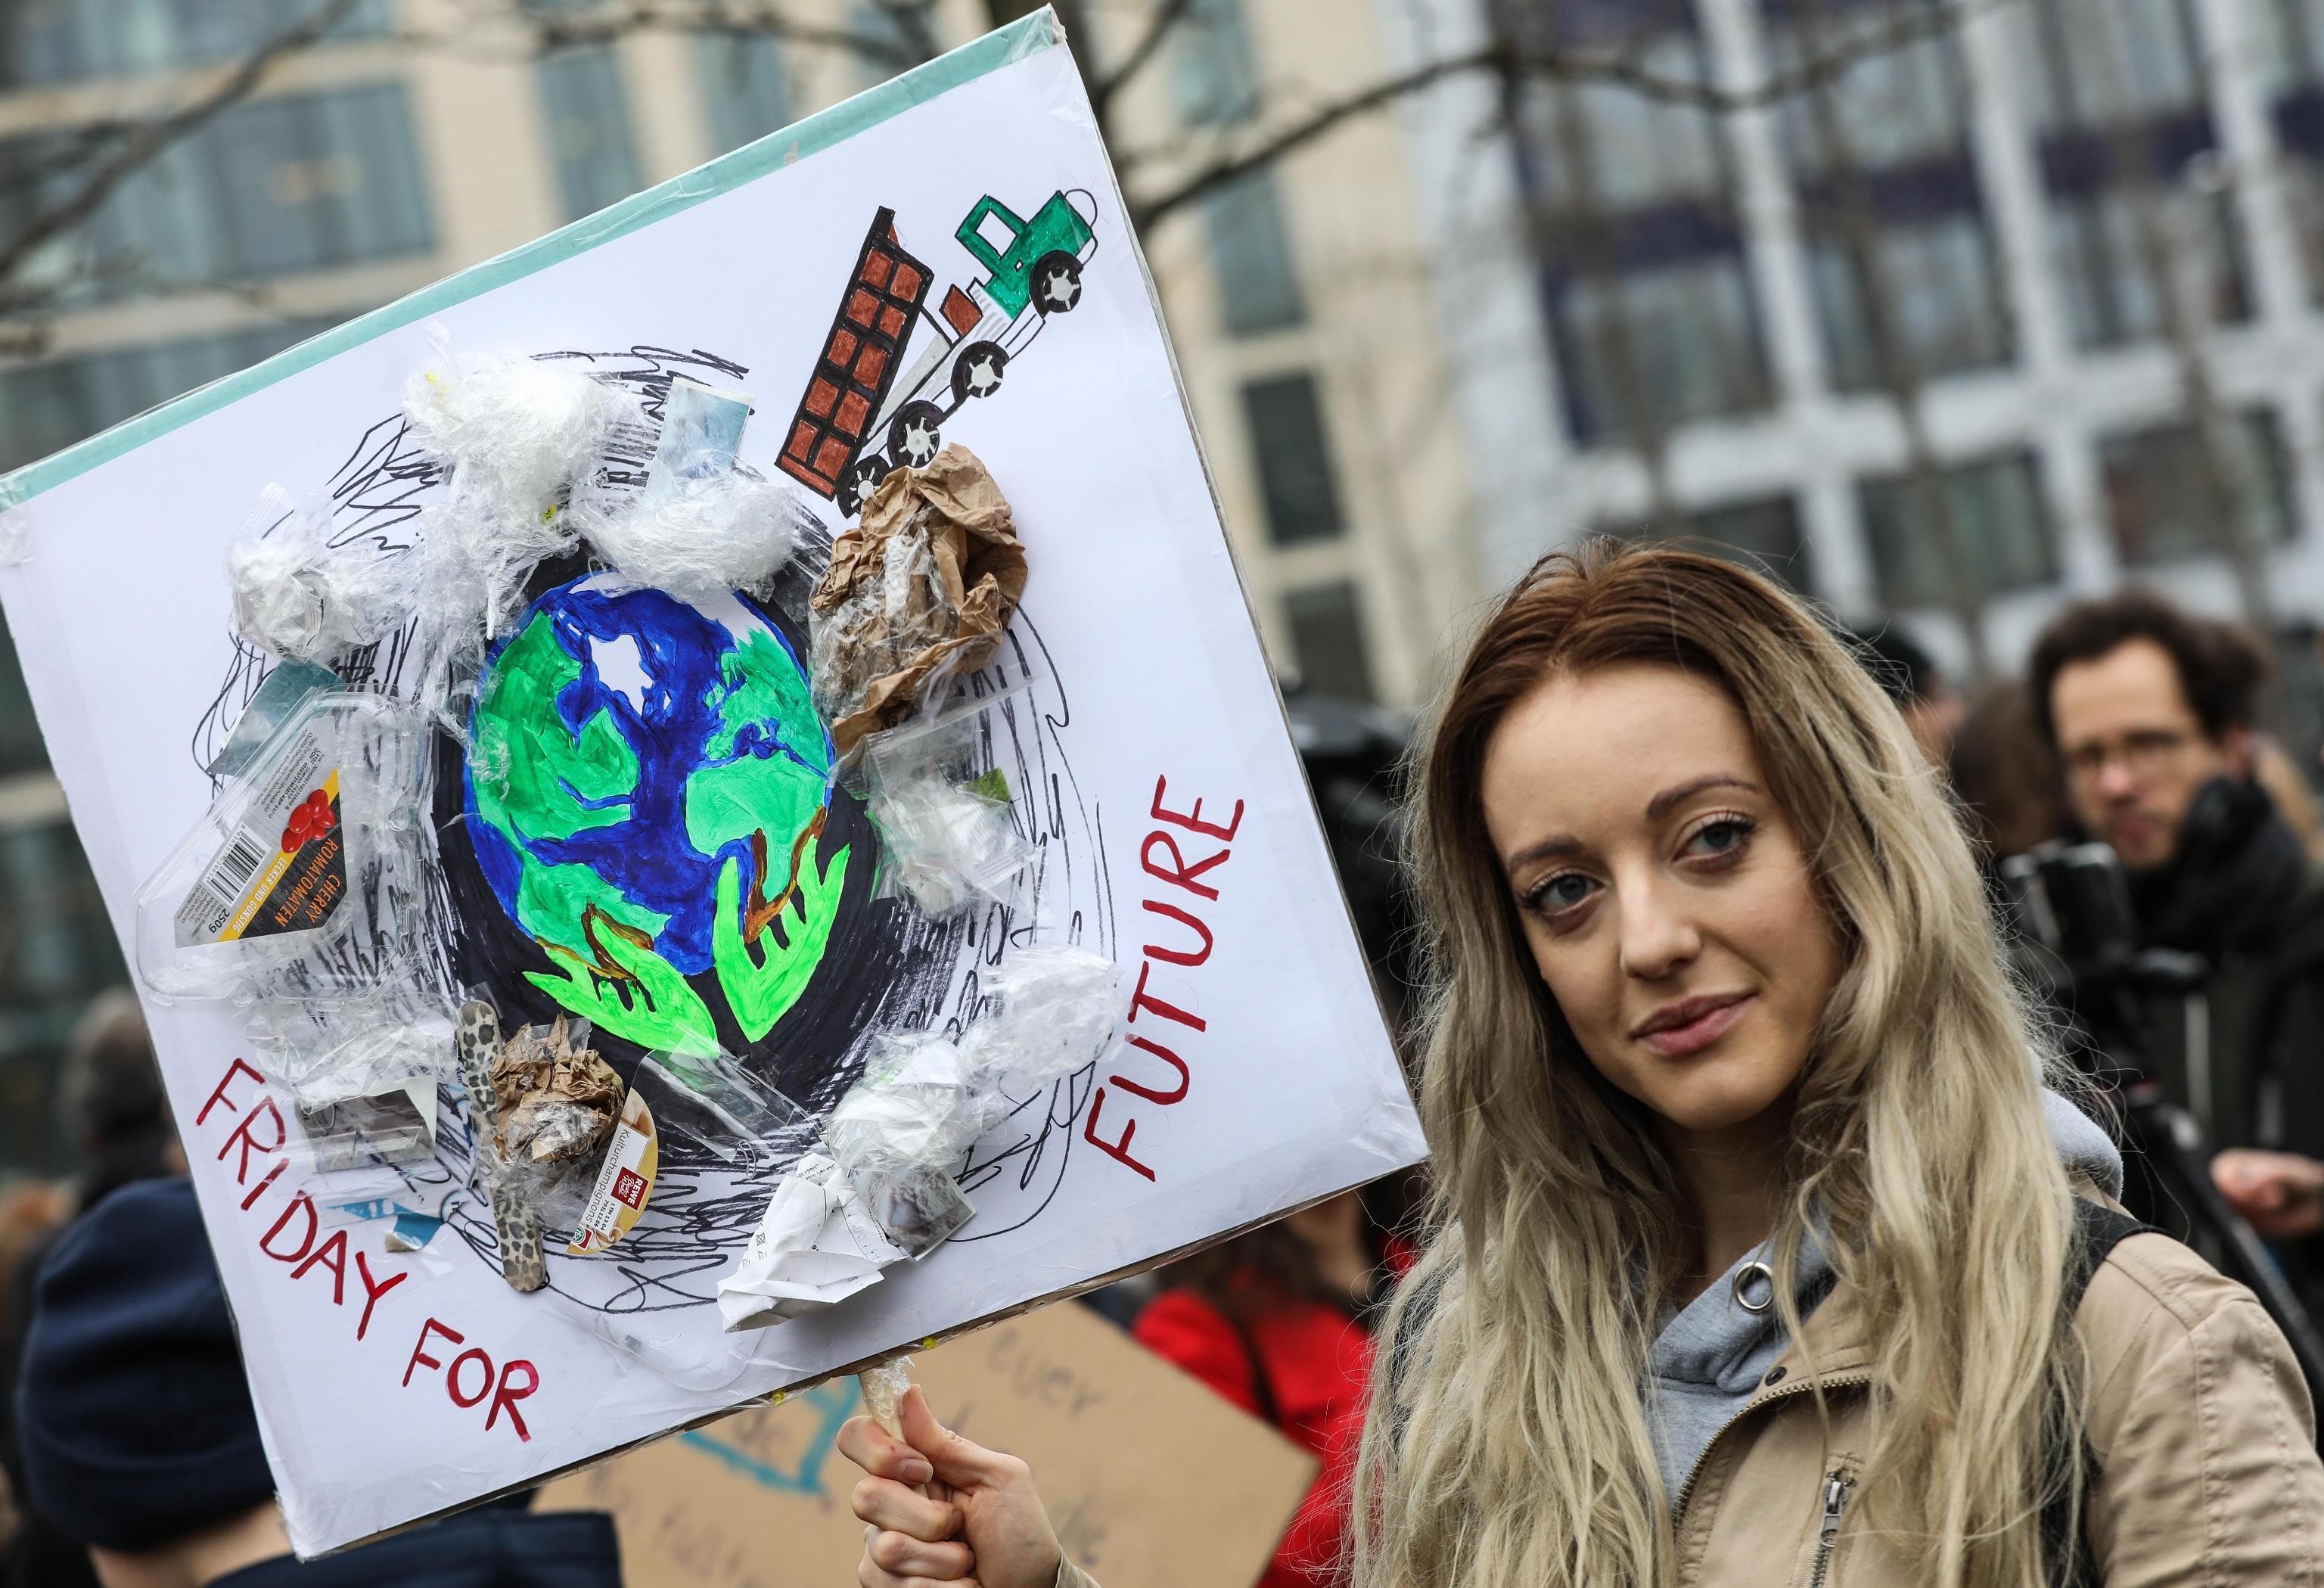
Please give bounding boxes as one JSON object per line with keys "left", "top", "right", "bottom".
{"left": 2043, "top": 1199, "right": 2150, "bottom": 1586}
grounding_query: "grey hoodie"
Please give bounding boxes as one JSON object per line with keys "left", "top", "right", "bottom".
{"left": 1644, "top": 1089, "right": 2125, "bottom": 1503}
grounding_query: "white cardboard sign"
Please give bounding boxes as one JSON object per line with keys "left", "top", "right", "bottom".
{"left": 0, "top": 13, "right": 1423, "bottom": 1554}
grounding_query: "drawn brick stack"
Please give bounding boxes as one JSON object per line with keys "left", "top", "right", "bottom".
{"left": 778, "top": 207, "right": 931, "bottom": 506}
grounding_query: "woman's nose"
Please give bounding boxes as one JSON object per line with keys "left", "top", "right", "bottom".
{"left": 1618, "top": 878, "right": 1701, "bottom": 981}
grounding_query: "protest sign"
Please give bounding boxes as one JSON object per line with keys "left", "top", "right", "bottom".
{"left": 540, "top": 1300, "right": 1318, "bottom": 1588}
{"left": 0, "top": 8, "right": 1424, "bottom": 1555}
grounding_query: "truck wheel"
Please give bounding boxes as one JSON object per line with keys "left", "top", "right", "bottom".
{"left": 1031, "top": 251, "right": 1083, "bottom": 315}
{"left": 952, "top": 342, "right": 1008, "bottom": 402}
{"left": 889, "top": 402, "right": 945, "bottom": 471}
{"left": 838, "top": 454, "right": 890, "bottom": 517}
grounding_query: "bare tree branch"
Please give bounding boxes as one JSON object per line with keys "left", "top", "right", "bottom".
{"left": 1129, "top": 0, "right": 1997, "bottom": 230}
{"left": 1093, "top": 0, "right": 1199, "bottom": 123}
{"left": 515, "top": 2, "right": 927, "bottom": 70}
{"left": 0, "top": 0, "right": 365, "bottom": 287}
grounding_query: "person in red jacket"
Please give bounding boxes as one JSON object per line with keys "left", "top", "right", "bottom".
{"left": 1132, "top": 1182, "right": 1412, "bottom": 1588}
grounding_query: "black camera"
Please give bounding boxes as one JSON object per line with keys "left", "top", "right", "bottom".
{"left": 2000, "top": 840, "right": 2138, "bottom": 980}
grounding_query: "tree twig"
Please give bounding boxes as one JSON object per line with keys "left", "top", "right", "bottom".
{"left": 519, "top": 2, "right": 924, "bottom": 70}
{"left": 1092, "top": 0, "right": 1198, "bottom": 123}
{"left": 1129, "top": 0, "right": 1996, "bottom": 230}
{"left": 0, "top": 0, "right": 366, "bottom": 285}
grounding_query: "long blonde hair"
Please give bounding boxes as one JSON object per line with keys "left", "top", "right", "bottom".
{"left": 1354, "top": 542, "right": 2082, "bottom": 1588}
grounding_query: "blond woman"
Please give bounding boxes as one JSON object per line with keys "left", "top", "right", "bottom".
{"left": 839, "top": 543, "right": 2324, "bottom": 1587}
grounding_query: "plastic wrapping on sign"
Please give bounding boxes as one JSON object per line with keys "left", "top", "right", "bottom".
{"left": 545, "top": 1052, "right": 816, "bottom": 1382}
{"left": 133, "top": 691, "right": 443, "bottom": 1005}
{"left": 224, "top": 487, "right": 415, "bottom": 665}
{"left": 248, "top": 988, "right": 457, "bottom": 1171}
{"left": 825, "top": 1031, "right": 993, "bottom": 1174}
{"left": 207, "top": 661, "right": 342, "bottom": 779}
{"left": 858, "top": 694, "right": 1034, "bottom": 915}
{"left": 402, "top": 331, "right": 629, "bottom": 531}
{"left": 806, "top": 445, "right": 1027, "bottom": 757}
{"left": 640, "top": 377, "right": 750, "bottom": 505}
{"left": 822, "top": 1031, "right": 983, "bottom": 1257}
{"left": 960, "top": 944, "right": 1121, "bottom": 1092}
{"left": 642, "top": 1046, "right": 815, "bottom": 1164}
{"left": 400, "top": 333, "right": 632, "bottom": 657}
{"left": 574, "top": 471, "right": 807, "bottom": 602}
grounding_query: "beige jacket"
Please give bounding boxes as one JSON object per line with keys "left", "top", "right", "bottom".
{"left": 1055, "top": 1229, "right": 2322, "bottom": 1587}
{"left": 1679, "top": 1228, "right": 2320, "bottom": 1585}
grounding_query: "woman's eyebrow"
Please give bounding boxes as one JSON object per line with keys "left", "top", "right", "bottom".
{"left": 1645, "top": 774, "right": 1760, "bottom": 821}
{"left": 1503, "top": 833, "right": 1583, "bottom": 875}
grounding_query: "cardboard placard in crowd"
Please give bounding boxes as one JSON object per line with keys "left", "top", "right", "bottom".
{"left": 541, "top": 1300, "right": 1318, "bottom": 1588}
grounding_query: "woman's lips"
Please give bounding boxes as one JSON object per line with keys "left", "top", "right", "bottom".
{"left": 1638, "top": 993, "right": 1754, "bottom": 1058}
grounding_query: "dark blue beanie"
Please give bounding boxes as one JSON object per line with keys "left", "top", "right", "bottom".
{"left": 16, "top": 1176, "right": 276, "bottom": 1552}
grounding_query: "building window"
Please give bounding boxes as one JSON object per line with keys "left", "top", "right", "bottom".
{"left": 1806, "top": 214, "right": 2012, "bottom": 389}
{"left": 2018, "top": 0, "right": 2249, "bottom": 349}
{"left": 1770, "top": 0, "right": 2012, "bottom": 389}
{"left": 0, "top": 316, "right": 343, "bottom": 471}
{"left": 541, "top": 47, "right": 642, "bottom": 221}
{"left": 2098, "top": 409, "right": 2298, "bottom": 566}
{"left": 698, "top": 33, "right": 790, "bottom": 157}
{"left": 1204, "top": 169, "right": 1303, "bottom": 336}
{"left": 1501, "top": 3, "right": 1770, "bottom": 443}
{"left": 0, "top": 0, "right": 390, "bottom": 88}
{"left": 1612, "top": 495, "right": 1813, "bottom": 589}
{"left": 0, "top": 85, "right": 429, "bottom": 302}
{"left": 1242, "top": 372, "right": 1344, "bottom": 547}
{"left": 1284, "top": 582, "right": 1377, "bottom": 701}
{"left": 2048, "top": 185, "right": 2247, "bottom": 347}
{"left": 1553, "top": 256, "right": 1769, "bottom": 437}
{"left": 1857, "top": 452, "right": 2055, "bottom": 607}
{"left": 1175, "top": 0, "right": 1260, "bottom": 126}
{"left": 2253, "top": 2, "right": 2324, "bottom": 301}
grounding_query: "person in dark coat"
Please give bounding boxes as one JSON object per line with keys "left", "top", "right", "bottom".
{"left": 14, "top": 1176, "right": 621, "bottom": 1587}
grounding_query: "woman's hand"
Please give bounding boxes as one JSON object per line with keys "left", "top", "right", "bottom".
{"left": 2213, "top": 1148, "right": 2324, "bottom": 1238}
{"left": 838, "top": 1384, "right": 1065, "bottom": 1588}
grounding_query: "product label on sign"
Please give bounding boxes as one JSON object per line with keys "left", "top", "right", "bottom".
{"left": 570, "top": 1088, "right": 658, "bottom": 1255}
{"left": 172, "top": 723, "right": 350, "bottom": 948}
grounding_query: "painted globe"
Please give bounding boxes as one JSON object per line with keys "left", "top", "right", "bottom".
{"left": 463, "top": 573, "right": 848, "bottom": 1053}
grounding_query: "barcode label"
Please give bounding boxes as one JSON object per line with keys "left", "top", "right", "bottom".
{"left": 213, "top": 833, "right": 268, "bottom": 894}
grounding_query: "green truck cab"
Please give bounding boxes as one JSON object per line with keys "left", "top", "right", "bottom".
{"left": 956, "top": 191, "right": 1095, "bottom": 319}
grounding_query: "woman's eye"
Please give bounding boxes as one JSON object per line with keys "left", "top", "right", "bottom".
{"left": 1530, "top": 873, "right": 1597, "bottom": 914}
{"left": 1684, "top": 816, "right": 1755, "bottom": 859}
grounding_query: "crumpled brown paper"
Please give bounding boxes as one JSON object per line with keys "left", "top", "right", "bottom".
{"left": 491, "top": 1015, "right": 624, "bottom": 1164}
{"left": 809, "top": 445, "right": 1027, "bottom": 757}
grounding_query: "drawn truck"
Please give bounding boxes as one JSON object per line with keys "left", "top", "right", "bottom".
{"left": 775, "top": 207, "right": 934, "bottom": 505}
{"left": 778, "top": 190, "right": 1099, "bottom": 517}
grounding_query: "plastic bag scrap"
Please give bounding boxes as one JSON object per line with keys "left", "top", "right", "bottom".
{"left": 715, "top": 1151, "right": 908, "bottom": 1332}
{"left": 487, "top": 1016, "right": 621, "bottom": 1231}
{"left": 400, "top": 335, "right": 633, "bottom": 655}
{"left": 574, "top": 471, "right": 807, "bottom": 603}
{"left": 563, "top": 1049, "right": 812, "bottom": 1258}
{"left": 718, "top": 947, "right": 1120, "bottom": 1329}
{"left": 857, "top": 693, "right": 1035, "bottom": 915}
{"left": 859, "top": 1356, "right": 914, "bottom": 1437}
{"left": 247, "top": 988, "right": 457, "bottom": 1173}
{"left": 959, "top": 945, "right": 1123, "bottom": 1094}
{"left": 224, "top": 486, "right": 416, "bottom": 666}
{"left": 808, "top": 444, "right": 1027, "bottom": 758}
{"left": 134, "top": 691, "right": 445, "bottom": 1005}
{"left": 402, "top": 332, "right": 629, "bottom": 532}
